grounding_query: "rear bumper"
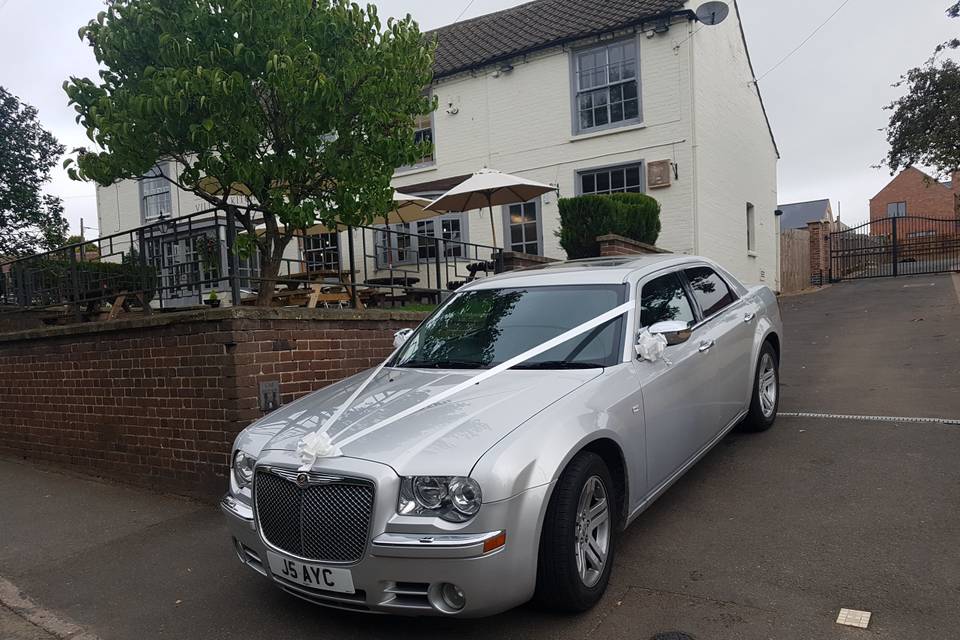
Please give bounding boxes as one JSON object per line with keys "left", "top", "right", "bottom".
{"left": 221, "top": 484, "right": 548, "bottom": 617}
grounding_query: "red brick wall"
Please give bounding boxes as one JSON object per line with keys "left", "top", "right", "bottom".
{"left": 0, "top": 308, "right": 425, "bottom": 497}
{"left": 597, "top": 234, "right": 669, "bottom": 257}
{"left": 869, "top": 167, "right": 959, "bottom": 237}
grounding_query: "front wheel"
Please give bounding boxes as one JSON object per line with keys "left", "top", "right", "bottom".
{"left": 739, "top": 341, "right": 779, "bottom": 432}
{"left": 534, "top": 451, "right": 615, "bottom": 612}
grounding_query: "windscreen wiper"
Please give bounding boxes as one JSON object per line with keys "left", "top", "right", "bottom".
{"left": 396, "top": 360, "right": 486, "bottom": 369}
{"left": 510, "top": 360, "right": 603, "bottom": 370}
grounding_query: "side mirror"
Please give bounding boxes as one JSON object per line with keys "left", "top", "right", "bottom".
{"left": 646, "top": 321, "right": 692, "bottom": 346}
{"left": 393, "top": 328, "right": 414, "bottom": 349}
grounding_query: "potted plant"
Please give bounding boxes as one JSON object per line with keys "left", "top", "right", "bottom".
{"left": 204, "top": 289, "right": 221, "bottom": 308}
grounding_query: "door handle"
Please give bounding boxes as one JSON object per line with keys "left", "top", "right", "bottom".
{"left": 743, "top": 312, "right": 756, "bottom": 323}
{"left": 698, "top": 339, "right": 715, "bottom": 353}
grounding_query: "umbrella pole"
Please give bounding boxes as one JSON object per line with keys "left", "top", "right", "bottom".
{"left": 487, "top": 193, "right": 497, "bottom": 248}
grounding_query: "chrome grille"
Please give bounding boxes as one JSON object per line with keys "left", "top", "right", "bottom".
{"left": 255, "top": 469, "right": 374, "bottom": 563}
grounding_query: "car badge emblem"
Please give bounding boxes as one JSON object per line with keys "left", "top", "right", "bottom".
{"left": 296, "top": 473, "right": 309, "bottom": 488}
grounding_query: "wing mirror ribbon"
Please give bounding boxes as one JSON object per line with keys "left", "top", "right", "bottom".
{"left": 636, "top": 321, "right": 691, "bottom": 362}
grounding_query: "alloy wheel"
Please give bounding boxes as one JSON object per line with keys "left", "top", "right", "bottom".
{"left": 574, "top": 475, "right": 610, "bottom": 587}
{"left": 758, "top": 352, "right": 777, "bottom": 418}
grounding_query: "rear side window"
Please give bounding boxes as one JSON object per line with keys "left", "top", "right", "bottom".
{"left": 640, "top": 273, "right": 696, "bottom": 328}
{"left": 684, "top": 267, "right": 736, "bottom": 317}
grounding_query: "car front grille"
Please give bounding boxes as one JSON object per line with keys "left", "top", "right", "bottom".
{"left": 255, "top": 468, "right": 375, "bottom": 563}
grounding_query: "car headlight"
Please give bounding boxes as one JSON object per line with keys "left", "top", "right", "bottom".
{"left": 233, "top": 450, "right": 256, "bottom": 488}
{"left": 399, "top": 476, "right": 482, "bottom": 522}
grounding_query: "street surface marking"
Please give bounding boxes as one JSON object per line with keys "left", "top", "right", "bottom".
{"left": 836, "top": 608, "right": 871, "bottom": 629}
{"left": 781, "top": 412, "right": 960, "bottom": 426}
{"left": 0, "top": 575, "right": 101, "bottom": 640}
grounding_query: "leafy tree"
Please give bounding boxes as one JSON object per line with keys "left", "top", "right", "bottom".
{"left": 0, "top": 87, "right": 69, "bottom": 259}
{"left": 64, "top": 0, "right": 435, "bottom": 305}
{"left": 63, "top": 234, "right": 99, "bottom": 256}
{"left": 882, "top": 4, "right": 960, "bottom": 178}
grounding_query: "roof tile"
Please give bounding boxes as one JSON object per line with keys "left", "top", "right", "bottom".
{"left": 429, "top": 0, "right": 688, "bottom": 78}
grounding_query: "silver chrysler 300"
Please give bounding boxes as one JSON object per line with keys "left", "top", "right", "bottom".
{"left": 222, "top": 255, "right": 783, "bottom": 617}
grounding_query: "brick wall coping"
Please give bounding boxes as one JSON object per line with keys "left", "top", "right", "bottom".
{"left": 0, "top": 306, "right": 430, "bottom": 344}
{"left": 501, "top": 251, "right": 559, "bottom": 265}
{"left": 595, "top": 234, "right": 671, "bottom": 253}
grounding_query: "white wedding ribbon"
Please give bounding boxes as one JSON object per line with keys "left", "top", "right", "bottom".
{"left": 295, "top": 301, "right": 634, "bottom": 468}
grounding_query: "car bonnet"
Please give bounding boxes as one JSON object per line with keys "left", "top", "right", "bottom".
{"left": 249, "top": 367, "right": 603, "bottom": 476}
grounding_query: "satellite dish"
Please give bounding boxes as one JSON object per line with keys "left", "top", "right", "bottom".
{"left": 695, "top": 1, "right": 730, "bottom": 26}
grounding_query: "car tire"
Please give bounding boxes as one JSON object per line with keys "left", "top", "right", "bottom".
{"left": 533, "top": 451, "right": 616, "bottom": 612}
{"left": 739, "top": 341, "right": 779, "bottom": 432}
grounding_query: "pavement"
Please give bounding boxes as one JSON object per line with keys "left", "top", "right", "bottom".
{"left": 1, "top": 273, "right": 959, "bottom": 640}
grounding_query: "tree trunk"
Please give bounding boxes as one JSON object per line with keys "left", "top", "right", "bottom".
{"left": 256, "top": 247, "right": 283, "bottom": 306}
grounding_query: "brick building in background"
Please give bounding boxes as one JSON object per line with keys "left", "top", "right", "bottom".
{"left": 870, "top": 167, "right": 960, "bottom": 237}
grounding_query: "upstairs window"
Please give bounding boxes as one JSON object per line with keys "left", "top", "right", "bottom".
{"left": 412, "top": 113, "right": 434, "bottom": 166}
{"left": 887, "top": 202, "right": 907, "bottom": 218}
{"left": 141, "top": 164, "right": 172, "bottom": 222}
{"left": 574, "top": 40, "right": 641, "bottom": 133}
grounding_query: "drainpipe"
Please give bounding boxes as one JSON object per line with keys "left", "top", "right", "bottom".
{"left": 688, "top": 19, "right": 700, "bottom": 255}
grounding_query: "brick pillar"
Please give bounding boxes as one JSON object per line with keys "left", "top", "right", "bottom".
{"left": 807, "top": 221, "right": 829, "bottom": 286}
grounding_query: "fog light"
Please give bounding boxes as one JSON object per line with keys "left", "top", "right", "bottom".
{"left": 440, "top": 583, "right": 466, "bottom": 611}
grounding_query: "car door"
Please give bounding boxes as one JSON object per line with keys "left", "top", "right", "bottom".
{"left": 682, "top": 265, "right": 754, "bottom": 431}
{"left": 633, "top": 269, "right": 709, "bottom": 491}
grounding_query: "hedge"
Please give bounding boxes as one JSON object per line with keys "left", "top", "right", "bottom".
{"left": 557, "top": 192, "right": 661, "bottom": 259}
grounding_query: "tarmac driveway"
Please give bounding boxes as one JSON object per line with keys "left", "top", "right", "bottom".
{"left": 2, "top": 273, "right": 959, "bottom": 640}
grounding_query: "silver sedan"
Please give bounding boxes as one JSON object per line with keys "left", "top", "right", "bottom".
{"left": 222, "top": 255, "right": 783, "bottom": 617}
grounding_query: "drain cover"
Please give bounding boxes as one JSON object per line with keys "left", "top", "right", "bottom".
{"left": 651, "top": 634, "right": 695, "bottom": 640}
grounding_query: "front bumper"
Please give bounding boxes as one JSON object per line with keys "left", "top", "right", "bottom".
{"left": 221, "top": 468, "right": 548, "bottom": 617}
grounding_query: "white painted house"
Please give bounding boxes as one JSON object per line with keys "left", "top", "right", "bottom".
{"left": 95, "top": 0, "right": 780, "bottom": 297}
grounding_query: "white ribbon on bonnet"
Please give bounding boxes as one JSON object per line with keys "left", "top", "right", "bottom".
{"left": 295, "top": 301, "right": 635, "bottom": 471}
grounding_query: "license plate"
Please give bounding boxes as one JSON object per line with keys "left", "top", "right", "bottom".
{"left": 266, "top": 551, "right": 355, "bottom": 594}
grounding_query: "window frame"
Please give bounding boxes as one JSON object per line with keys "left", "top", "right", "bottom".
{"left": 374, "top": 212, "right": 469, "bottom": 268}
{"left": 887, "top": 201, "right": 907, "bottom": 218}
{"left": 302, "top": 232, "right": 340, "bottom": 272}
{"left": 569, "top": 36, "right": 643, "bottom": 135}
{"left": 681, "top": 265, "right": 740, "bottom": 322}
{"left": 397, "top": 91, "right": 436, "bottom": 172}
{"left": 576, "top": 161, "right": 646, "bottom": 196}
{"left": 501, "top": 197, "right": 544, "bottom": 256}
{"left": 139, "top": 162, "right": 173, "bottom": 223}
{"left": 637, "top": 271, "right": 698, "bottom": 330}
{"left": 746, "top": 202, "right": 757, "bottom": 254}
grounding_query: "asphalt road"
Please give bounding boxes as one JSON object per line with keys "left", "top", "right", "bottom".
{"left": 1, "top": 273, "right": 959, "bottom": 640}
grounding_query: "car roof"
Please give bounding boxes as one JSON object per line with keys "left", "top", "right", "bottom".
{"left": 463, "top": 254, "right": 700, "bottom": 289}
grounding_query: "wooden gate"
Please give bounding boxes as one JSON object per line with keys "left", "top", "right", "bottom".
{"left": 780, "top": 228, "right": 810, "bottom": 294}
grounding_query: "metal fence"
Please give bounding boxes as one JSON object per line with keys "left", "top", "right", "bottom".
{"left": 0, "top": 207, "right": 504, "bottom": 321}
{"left": 829, "top": 215, "right": 960, "bottom": 281}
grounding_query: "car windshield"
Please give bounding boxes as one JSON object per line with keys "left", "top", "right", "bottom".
{"left": 393, "top": 285, "right": 627, "bottom": 370}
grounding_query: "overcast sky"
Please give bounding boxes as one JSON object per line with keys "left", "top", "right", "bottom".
{"left": 0, "top": 0, "right": 956, "bottom": 236}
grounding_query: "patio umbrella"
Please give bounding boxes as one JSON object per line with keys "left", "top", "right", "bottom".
{"left": 425, "top": 169, "right": 556, "bottom": 246}
{"left": 378, "top": 192, "right": 434, "bottom": 225}
{"left": 277, "top": 192, "right": 435, "bottom": 236}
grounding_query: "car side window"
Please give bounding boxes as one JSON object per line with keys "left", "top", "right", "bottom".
{"left": 684, "top": 267, "right": 736, "bottom": 318}
{"left": 640, "top": 272, "right": 696, "bottom": 328}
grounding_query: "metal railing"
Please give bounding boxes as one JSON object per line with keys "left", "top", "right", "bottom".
{"left": 0, "top": 207, "right": 504, "bottom": 320}
{"left": 829, "top": 215, "right": 960, "bottom": 281}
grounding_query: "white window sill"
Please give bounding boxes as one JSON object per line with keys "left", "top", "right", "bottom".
{"left": 747, "top": 250, "right": 758, "bottom": 258}
{"left": 394, "top": 164, "right": 438, "bottom": 179}
{"left": 569, "top": 122, "right": 647, "bottom": 142}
